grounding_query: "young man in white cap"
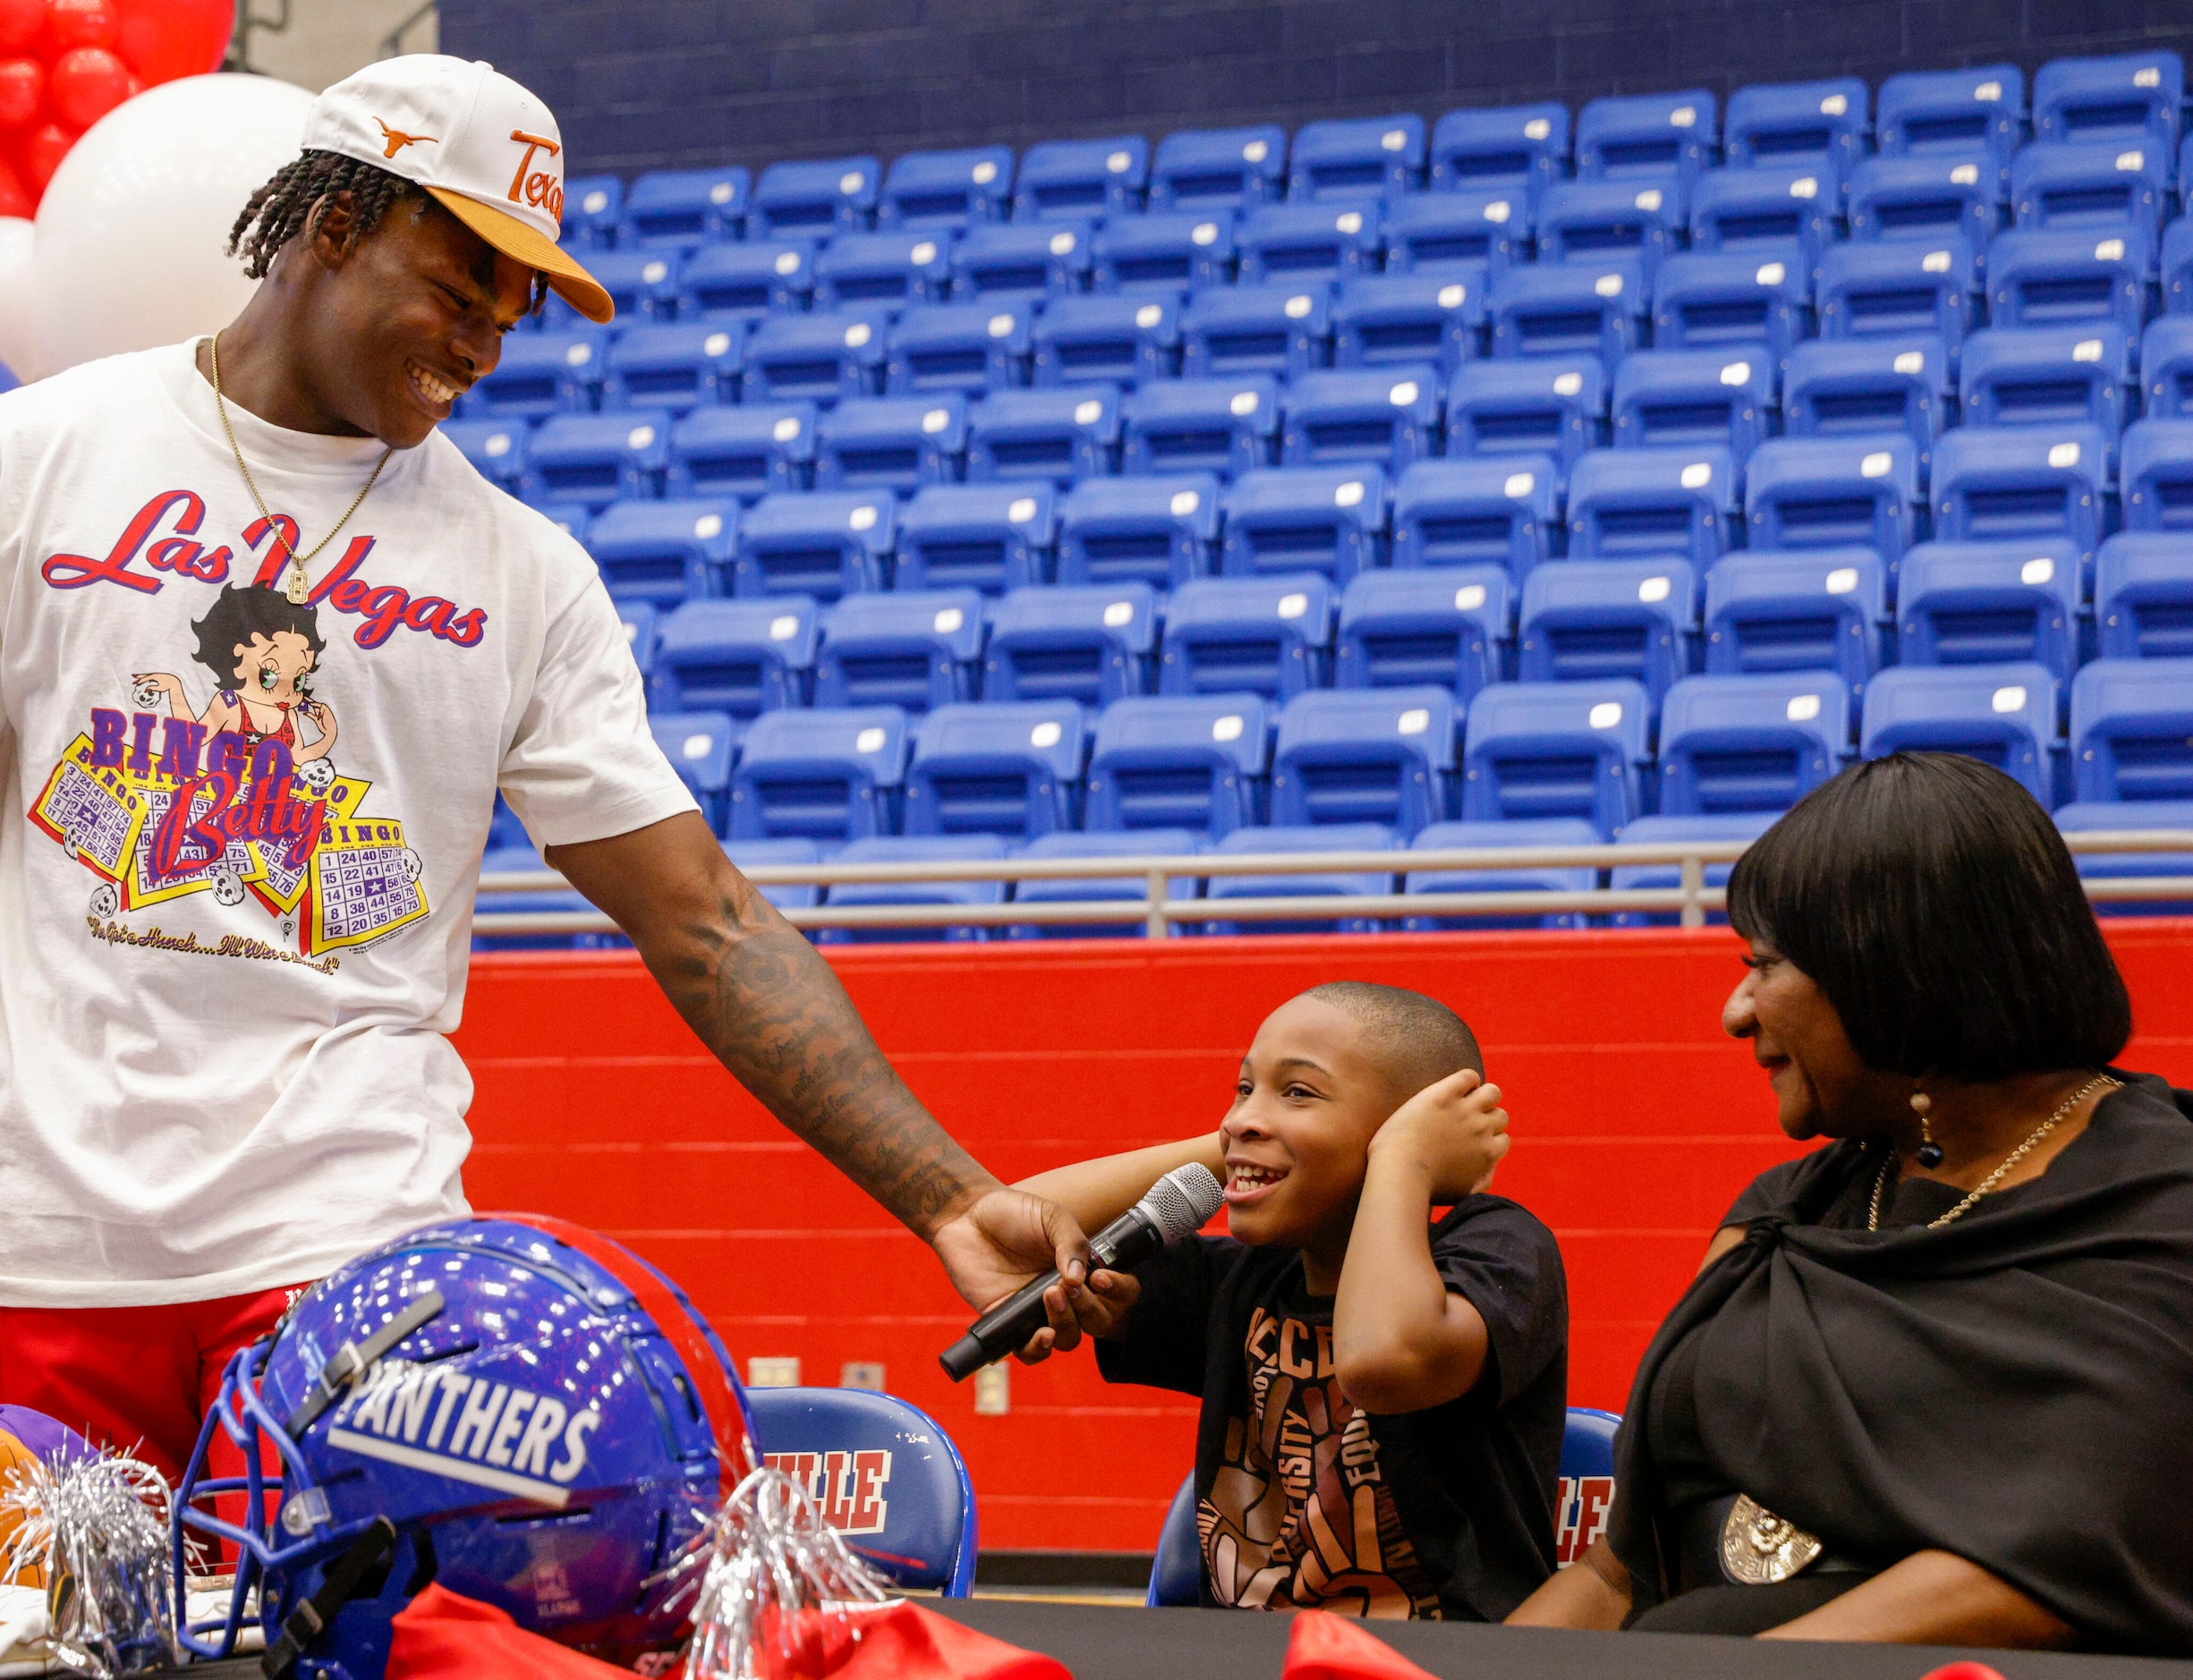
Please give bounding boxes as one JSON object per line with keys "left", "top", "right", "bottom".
{"left": 0, "top": 55, "right": 1097, "bottom": 1477}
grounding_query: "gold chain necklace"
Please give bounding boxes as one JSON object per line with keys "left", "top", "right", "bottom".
{"left": 1869, "top": 1072, "right": 2119, "bottom": 1232}
{"left": 209, "top": 331, "right": 393, "bottom": 605}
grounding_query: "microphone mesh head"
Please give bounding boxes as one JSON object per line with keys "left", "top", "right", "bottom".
{"left": 1142, "top": 1164, "right": 1224, "bottom": 1242}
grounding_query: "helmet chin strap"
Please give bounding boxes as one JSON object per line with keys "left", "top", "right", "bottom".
{"left": 284, "top": 1288, "right": 447, "bottom": 1438}
{"left": 260, "top": 1515, "right": 399, "bottom": 1680}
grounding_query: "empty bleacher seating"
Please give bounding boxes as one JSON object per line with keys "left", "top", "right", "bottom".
{"left": 652, "top": 597, "right": 818, "bottom": 718}
{"left": 895, "top": 482, "right": 1058, "bottom": 592}
{"left": 1861, "top": 663, "right": 2060, "bottom": 803}
{"left": 2095, "top": 533, "right": 2193, "bottom": 658}
{"left": 1704, "top": 548, "right": 1887, "bottom": 695}
{"left": 587, "top": 497, "right": 737, "bottom": 605}
{"left": 903, "top": 700, "right": 1087, "bottom": 837}
{"left": 1269, "top": 686, "right": 1458, "bottom": 837}
{"left": 1656, "top": 673, "right": 1851, "bottom": 813}
{"left": 1199, "top": 822, "right": 1398, "bottom": 936}
{"left": 1056, "top": 474, "right": 1222, "bottom": 588}
{"left": 1150, "top": 125, "right": 1288, "bottom": 212}
{"left": 1084, "top": 693, "right": 1271, "bottom": 838}
{"left": 733, "top": 490, "right": 893, "bottom": 600}
{"left": 748, "top": 156, "right": 879, "bottom": 240}
{"left": 728, "top": 706, "right": 909, "bottom": 842}
{"left": 880, "top": 146, "right": 1014, "bottom": 231}
{"left": 812, "top": 590, "right": 984, "bottom": 712}
{"left": 1402, "top": 818, "right": 1600, "bottom": 932}
{"left": 1220, "top": 466, "right": 1389, "bottom": 584}
{"left": 1390, "top": 455, "right": 1560, "bottom": 581}
{"left": 1517, "top": 557, "right": 1698, "bottom": 710}
{"left": 814, "top": 395, "right": 967, "bottom": 493}
{"left": 1335, "top": 566, "right": 1509, "bottom": 703}
{"left": 1461, "top": 679, "right": 1652, "bottom": 837}
{"left": 1159, "top": 573, "right": 1335, "bottom": 699}
{"left": 1897, "top": 539, "right": 2082, "bottom": 678}
{"left": 816, "top": 834, "right": 1008, "bottom": 944}
{"left": 2070, "top": 658, "right": 2193, "bottom": 802}
{"left": 982, "top": 583, "right": 1159, "bottom": 707}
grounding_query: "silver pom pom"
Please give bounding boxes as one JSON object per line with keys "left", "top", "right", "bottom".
{"left": 658, "top": 1465, "right": 892, "bottom": 1680}
{"left": 0, "top": 1449, "right": 180, "bottom": 1676}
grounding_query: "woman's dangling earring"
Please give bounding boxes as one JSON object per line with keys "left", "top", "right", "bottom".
{"left": 1911, "top": 1090, "right": 1943, "bottom": 1167}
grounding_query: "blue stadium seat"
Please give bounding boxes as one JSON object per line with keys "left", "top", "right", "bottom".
{"left": 1220, "top": 466, "right": 1388, "bottom": 584}
{"left": 651, "top": 597, "right": 819, "bottom": 718}
{"left": 2053, "top": 798, "right": 2193, "bottom": 916}
{"left": 1057, "top": 474, "right": 1221, "bottom": 588}
{"left": 727, "top": 706, "right": 908, "bottom": 842}
{"left": 1649, "top": 251, "right": 1808, "bottom": 370}
{"left": 1781, "top": 335, "right": 1951, "bottom": 472}
{"left": 1289, "top": 115, "right": 1424, "bottom": 200}
{"left": 2165, "top": 220, "right": 2193, "bottom": 315}
{"left": 667, "top": 404, "right": 816, "bottom": 502}
{"left": 1269, "top": 687, "right": 1456, "bottom": 837}
{"left": 1006, "top": 828, "right": 1206, "bottom": 940}
{"left": 2141, "top": 315, "right": 2193, "bottom": 416}
{"left": 1960, "top": 324, "right": 2132, "bottom": 448}
{"left": 748, "top": 156, "right": 880, "bottom": 240}
{"left": 464, "top": 328, "right": 606, "bottom": 420}
{"left": 814, "top": 395, "right": 967, "bottom": 494}
{"left": 1279, "top": 365, "right": 1441, "bottom": 471}
{"left": 1611, "top": 348, "right": 1776, "bottom": 462}
{"left": 2121, "top": 417, "right": 2193, "bottom": 529}
{"left": 966, "top": 387, "right": 1120, "bottom": 485}
{"left": 547, "top": 249, "right": 680, "bottom": 328}
{"left": 885, "top": 301, "right": 1033, "bottom": 396}
{"left": 675, "top": 242, "right": 813, "bottom": 323}
{"left": 519, "top": 411, "right": 671, "bottom": 512}
{"left": 1986, "top": 227, "right": 2151, "bottom": 338}
{"left": 1090, "top": 211, "right": 1236, "bottom": 293}
{"left": 815, "top": 834, "right": 1008, "bottom": 944}
{"left": 1577, "top": 90, "right": 1715, "bottom": 182}
{"left": 1861, "top": 663, "right": 2060, "bottom": 803}
{"left": 1120, "top": 376, "right": 1280, "bottom": 477}
{"left": 1179, "top": 283, "right": 1332, "bottom": 378}
{"left": 1085, "top": 693, "right": 1271, "bottom": 838}
{"left": 1444, "top": 360, "right": 1604, "bottom": 473}
{"left": 1160, "top": 573, "right": 1335, "bottom": 698}
{"left": 1461, "top": 678, "right": 1652, "bottom": 837}
{"left": 586, "top": 497, "right": 738, "bottom": 606}
{"left": 1237, "top": 199, "right": 1383, "bottom": 284}
{"left": 1380, "top": 191, "right": 1523, "bottom": 281}
{"left": 2070, "top": 657, "right": 2193, "bottom": 802}
{"left": 879, "top": 147, "right": 1013, "bottom": 231}
{"left": 2095, "top": 532, "right": 2193, "bottom": 658}
{"left": 1390, "top": 455, "right": 1559, "bottom": 581}
{"left": 616, "top": 599, "right": 659, "bottom": 681}
{"left": 471, "top": 844, "right": 599, "bottom": 953}
{"left": 1536, "top": 178, "right": 1684, "bottom": 286}
{"left": 1897, "top": 539, "right": 2081, "bottom": 679}
{"left": 904, "top": 700, "right": 1086, "bottom": 837}
{"left": 562, "top": 174, "right": 622, "bottom": 250}
{"left": 813, "top": 589, "right": 984, "bottom": 712}
{"left": 982, "top": 583, "right": 1159, "bottom": 706}
{"left": 440, "top": 418, "right": 525, "bottom": 490}
{"left": 601, "top": 323, "right": 743, "bottom": 415}
{"left": 895, "top": 481, "right": 1057, "bottom": 592}
{"left": 741, "top": 310, "right": 888, "bottom": 406}
{"left": 1198, "top": 823, "right": 1398, "bottom": 936}
{"left": 1014, "top": 136, "right": 1148, "bottom": 222}
{"left": 1704, "top": 548, "right": 1886, "bottom": 695}
{"left": 1876, "top": 65, "right": 2023, "bottom": 170}
{"left": 1429, "top": 104, "right": 1568, "bottom": 198}
{"left": 1656, "top": 673, "right": 1851, "bottom": 813}
{"left": 1816, "top": 237, "right": 1978, "bottom": 356}
{"left": 1401, "top": 818, "right": 1599, "bottom": 933}
{"left": 1150, "top": 125, "right": 1288, "bottom": 212}
{"left": 1487, "top": 263, "right": 1640, "bottom": 369}
{"left": 1687, "top": 164, "right": 1834, "bottom": 267}
{"left": 951, "top": 219, "right": 1094, "bottom": 301}
{"left": 1518, "top": 557, "right": 1698, "bottom": 709}
{"left": 650, "top": 711, "right": 740, "bottom": 833}
{"left": 812, "top": 231, "right": 955, "bottom": 311}
{"left": 1846, "top": 154, "right": 2000, "bottom": 251}
{"left": 618, "top": 166, "right": 749, "bottom": 249}
{"left": 1745, "top": 435, "right": 1922, "bottom": 565}
{"left": 1566, "top": 446, "right": 1736, "bottom": 565}
{"left": 722, "top": 836, "right": 823, "bottom": 914}
{"left": 1724, "top": 78, "right": 1867, "bottom": 174}
{"left": 732, "top": 490, "right": 893, "bottom": 601}
{"left": 2010, "top": 140, "right": 2169, "bottom": 240}
{"left": 1931, "top": 424, "right": 2109, "bottom": 564}
{"left": 1336, "top": 566, "right": 1508, "bottom": 703}
{"left": 1606, "top": 810, "right": 1778, "bottom": 928}
{"left": 2033, "top": 50, "right": 2183, "bottom": 152}
{"left": 1031, "top": 294, "right": 1180, "bottom": 387}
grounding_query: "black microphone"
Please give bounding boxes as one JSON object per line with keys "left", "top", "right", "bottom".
{"left": 939, "top": 1163, "right": 1224, "bottom": 1381}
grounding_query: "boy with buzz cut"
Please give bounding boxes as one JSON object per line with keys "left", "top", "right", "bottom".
{"left": 1014, "top": 981, "right": 1568, "bottom": 1623}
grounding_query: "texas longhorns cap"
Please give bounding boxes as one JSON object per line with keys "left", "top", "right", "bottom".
{"left": 300, "top": 54, "right": 614, "bottom": 324}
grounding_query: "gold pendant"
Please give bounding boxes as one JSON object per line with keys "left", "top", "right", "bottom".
{"left": 1719, "top": 1493, "right": 1824, "bottom": 1585}
{"left": 284, "top": 563, "right": 309, "bottom": 606}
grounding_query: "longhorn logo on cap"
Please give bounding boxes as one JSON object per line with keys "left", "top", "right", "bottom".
{"left": 375, "top": 117, "right": 437, "bottom": 158}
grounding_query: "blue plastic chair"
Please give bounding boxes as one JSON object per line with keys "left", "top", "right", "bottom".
{"left": 1649, "top": 251, "right": 1808, "bottom": 371}
{"left": 1608, "top": 812, "right": 1780, "bottom": 929}
{"left": 1090, "top": 211, "right": 1236, "bottom": 293}
{"left": 668, "top": 405, "right": 816, "bottom": 504}
{"left": 812, "top": 231, "right": 955, "bottom": 312}
{"left": 814, "top": 395, "right": 967, "bottom": 495}
{"left": 1159, "top": 574, "right": 1334, "bottom": 699}
{"left": 742, "top": 310, "right": 889, "bottom": 407}
{"left": 1566, "top": 446, "right": 1735, "bottom": 566}
{"left": 1332, "top": 275, "right": 1483, "bottom": 375}
{"left": 619, "top": 165, "right": 749, "bottom": 249}
{"left": 676, "top": 242, "right": 814, "bottom": 323}
{"left": 2141, "top": 316, "right": 2193, "bottom": 418}
{"left": 464, "top": 328, "right": 607, "bottom": 420}
{"left": 1611, "top": 348, "right": 1776, "bottom": 462}
{"left": 616, "top": 599, "right": 659, "bottom": 682}
{"left": 1536, "top": 178, "right": 1683, "bottom": 287}
{"left": 2054, "top": 798, "right": 2193, "bottom": 916}
{"left": 587, "top": 498, "right": 738, "bottom": 607}
{"left": 1199, "top": 821, "right": 1398, "bottom": 936}
{"left": 748, "top": 156, "right": 879, "bottom": 241}
{"left": 1876, "top": 65, "right": 2023, "bottom": 173}
{"left": 1846, "top": 154, "right": 1999, "bottom": 252}
{"left": 965, "top": 387, "right": 1120, "bottom": 486}
{"left": 1781, "top": 335, "right": 1951, "bottom": 474}
{"left": 1085, "top": 693, "right": 1271, "bottom": 839}
{"left": 1269, "top": 686, "right": 1457, "bottom": 838}
{"left": 1014, "top": 136, "right": 1147, "bottom": 221}
{"left": 903, "top": 701, "right": 1087, "bottom": 838}
{"left": 1687, "top": 163, "right": 1835, "bottom": 268}
{"left": 885, "top": 301, "right": 1033, "bottom": 397}
{"left": 952, "top": 219, "right": 1094, "bottom": 301}
{"left": 1897, "top": 539, "right": 2082, "bottom": 680}
{"left": 1150, "top": 126, "right": 1288, "bottom": 213}
{"left": 1931, "top": 423, "right": 2110, "bottom": 567}
{"left": 1429, "top": 103, "right": 1568, "bottom": 198}
{"left": 1057, "top": 474, "right": 1222, "bottom": 589}
{"left": 1724, "top": 79, "right": 1867, "bottom": 174}
{"left": 727, "top": 706, "right": 909, "bottom": 843}
{"left": 1402, "top": 818, "right": 1600, "bottom": 932}
{"left": 440, "top": 418, "right": 526, "bottom": 490}
{"left": 1444, "top": 360, "right": 1604, "bottom": 475}
{"left": 1290, "top": 115, "right": 1424, "bottom": 200}
{"left": 1007, "top": 828, "right": 1206, "bottom": 940}
{"left": 1959, "top": 324, "right": 2130, "bottom": 450}
{"left": 1336, "top": 566, "right": 1508, "bottom": 705}
{"left": 2033, "top": 50, "right": 2183, "bottom": 151}
{"left": 1461, "top": 679, "right": 1652, "bottom": 837}
{"left": 2163, "top": 220, "right": 2193, "bottom": 316}
{"left": 1220, "top": 466, "right": 1389, "bottom": 585}
{"left": 1280, "top": 365, "right": 1441, "bottom": 472}
{"left": 2070, "top": 658, "right": 2193, "bottom": 802}
{"left": 652, "top": 597, "right": 819, "bottom": 719}
{"left": 1237, "top": 199, "right": 1383, "bottom": 284}
{"left": 732, "top": 490, "right": 894, "bottom": 602}
{"left": 1120, "top": 376, "right": 1281, "bottom": 478}
{"left": 602, "top": 323, "right": 743, "bottom": 415}
{"left": 2096, "top": 532, "right": 2193, "bottom": 658}
{"left": 1180, "top": 284, "right": 1333, "bottom": 379}
{"left": 1381, "top": 191, "right": 1524, "bottom": 282}
{"left": 1986, "top": 227, "right": 2152, "bottom": 340}
{"left": 1517, "top": 558, "right": 1698, "bottom": 712}
{"left": 982, "top": 583, "right": 1158, "bottom": 707}
{"left": 561, "top": 174, "right": 622, "bottom": 250}
{"left": 551, "top": 249, "right": 680, "bottom": 328}
{"left": 1390, "top": 456, "right": 1559, "bottom": 582}
{"left": 813, "top": 590, "right": 984, "bottom": 713}
{"left": 1861, "top": 663, "right": 2061, "bottom": 805}
{"left": 724, "top": 836, "right": 824, "bottom": 915}
{"left": 1745, "top": 435, "right": 1921, "bottom": 567}
{"left": 1657, "top": 673, "right": 1851, "bottom": 814}
{"left": 815, "top": 834, "right": 1009, "bottom": 944}
{"left": 2010, "top": 140, "right": 2168, "bottom": 241}
{"left": 1704, "top": 548, "right": 1886, "bottom": 697}
{"left": 878, "top": 147, "right": 1014, "bottom": 232}
{"left": 1576, "top": 90, "right": 1716, "bottom": 182}
{"left": 520, "top": 411, "right": 671, "bottom": 512}
{"left": 1031, "top": 294, "right": 1182, "bottom": 388}
{"left": 895, "top": 482, "right": 1056, "bottom": 593}
{"left": 650, "top": 712, "right": 740, "bottom": 833}
{"left": 1816, "top": 236, "right": 1978, "bottom": 357}
{"left": 2121, "top": 418, "right": 2193, "bottom": 530}
{"left": 1487, "top": 263, "right": 1641, "bottom": 371}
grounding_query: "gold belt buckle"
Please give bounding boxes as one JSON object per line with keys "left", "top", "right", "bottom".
{"left": 1719, "top": 1493, "right": 1824, "bottom": 1585}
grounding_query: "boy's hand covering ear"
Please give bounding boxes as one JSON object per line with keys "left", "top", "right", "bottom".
{"left": 1013, "top": 1268, "right": 1143, "bottom": 1365}
{"left": 1368, "top": 1067, "right": 1511, "bottom": 1202}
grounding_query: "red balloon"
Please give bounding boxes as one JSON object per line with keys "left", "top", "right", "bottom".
{"left": 47, "top": 42, "right": 125, "bottom": 128}
{"left": 0, "top": 149, "right": 28, "bottom": 216}
{"left": 1918, "top": 1667, "right": 2009, "bottom": 1680}
{"left": 0, "top": 0, "right": 38, "bottom": 54}
{"left": 111, "top": 0, "right": 225, "bottom": 87}
{"left": 41, "top": 0, "right": 115, "bottom": 54}
{"left": 0, "top": 55, "right": 41, "bottom": 128}
{"left": 16, "top": 115, "right": 72, "bottom": 190}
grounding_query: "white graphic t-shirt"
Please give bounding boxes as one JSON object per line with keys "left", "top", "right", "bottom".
{"left": 0, "top": 341, "right": 697, "bottom": 1306}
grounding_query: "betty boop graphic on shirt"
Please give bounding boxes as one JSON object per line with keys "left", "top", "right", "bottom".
{"left": 133, "top": 585, "right": 339, "bottom": 765}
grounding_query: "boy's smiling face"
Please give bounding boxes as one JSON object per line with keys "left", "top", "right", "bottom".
{"left": 1220, "top": 995, "right": 1405, "bottom": 1261}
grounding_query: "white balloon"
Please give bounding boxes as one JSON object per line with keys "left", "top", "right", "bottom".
{"left": 0, "top": 217, "right": 32, "bottom": 382}
{"left": 33, "top": 74, "right": 312, "bottom": 378}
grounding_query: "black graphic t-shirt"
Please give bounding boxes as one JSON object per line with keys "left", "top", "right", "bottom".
{"left": 1097, "top": 1197, "right": 1568, "bottom": 1621}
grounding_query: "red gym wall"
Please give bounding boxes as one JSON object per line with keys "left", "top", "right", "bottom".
{"left": 454, "top": 921, "right": 2193, "bottom": 1554}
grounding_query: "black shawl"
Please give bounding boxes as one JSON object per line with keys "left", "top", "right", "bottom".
{"left": 1609, "top": 1073, "right": 2193, "bottom": 1654}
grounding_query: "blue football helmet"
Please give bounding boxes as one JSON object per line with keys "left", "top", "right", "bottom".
{"left": 174, "top": 1215, "right": 755, "bottom": 1679}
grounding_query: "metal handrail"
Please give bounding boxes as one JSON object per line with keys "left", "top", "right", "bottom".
{"left": 470, "top": 831, "right": 2193, "bottom": 941}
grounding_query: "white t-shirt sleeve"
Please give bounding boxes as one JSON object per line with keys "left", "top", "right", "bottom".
{"left": 498, "top": 573, "right": 698, "bottom": 848}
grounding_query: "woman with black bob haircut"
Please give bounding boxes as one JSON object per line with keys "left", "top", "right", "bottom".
{"left": 1510, "top": 753, "right": 2193, "bottom": 1651}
